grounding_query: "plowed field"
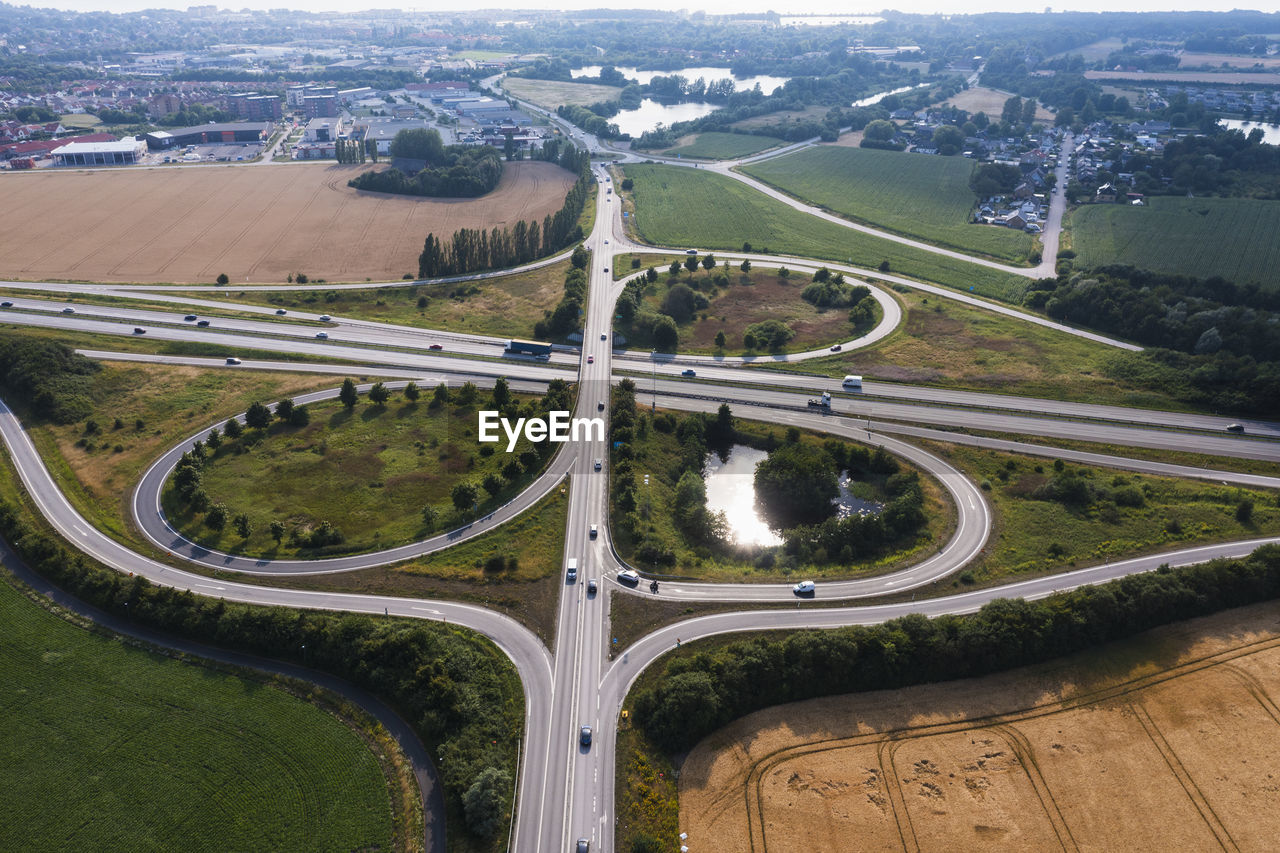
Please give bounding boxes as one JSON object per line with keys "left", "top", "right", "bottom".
{"left": 680, "top": 601, "right": 1280, "bottom": 852}
{"left": 0, "top": 161, "right": 573, "bottom": 284}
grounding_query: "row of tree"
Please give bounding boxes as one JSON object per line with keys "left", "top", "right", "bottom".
{"left": 633, "top": 545, "right": 1280, "bottom": 752}
{"left": 0, "top": 337, "right": 101, "bottom": 425}
{"left": 416, "top": 140, "right": 591, "bottom": 278}
{"left": 0, "top": 495, "right": 524, "bottom": 843}
{"left": 349, "top": 130, "right": 503, "bottom": 198}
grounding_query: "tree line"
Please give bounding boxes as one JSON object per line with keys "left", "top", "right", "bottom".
{"left": 1024, "top": 266, "right": 1280, "bottom": 416}
{"left": 0, "top": 495, "right": 525, "bottom": 845}
{"left": 0, "top": 336, "right": 101, "bottom": 425}
{"left": 416, "top": 139, "right": 590, "bottom": 278}
{"left": 633, "top": 545, "right": 1280, "bottom": 753}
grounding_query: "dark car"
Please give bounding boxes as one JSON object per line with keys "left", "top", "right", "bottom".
{"left": 275, "top": 308, "right": 287, "bottom": 315}
{"left": 830, "top": 344, "right": 842, "bottom": 352}
{"left": 196, "top": 320, "right": 210, "bottom": 327}
{"left": 681, "top": 369, "right": 696, "bottom": 377}
{"left": 62, "top": 307, "right": 75, "bottom": 313}
{"left": 1227, "top": 423, "right": 1245, "bottom": 433}
{"left": 576, "top": 840, "right": 590, "bottom": 853}
{"left": 685, "top": 249, "right": 697, "bottom": 255}
{"left": 580, "top": 725, "right": 592, "bottom": 747}
{"left": 429, "top": 343, "right": 443, "bottom": 350}
{"left": 184, "top": 314, "right": 197, "bottom": 321}
{"left": 0, "top": 302, "right": 12, "bottom": 308}
{"left": 133, "top": 327, "right": 146, "bottom": 334}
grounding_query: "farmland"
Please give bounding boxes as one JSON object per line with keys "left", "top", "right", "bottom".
{"left": 678, "top": 600, "right": 1280, "bottom": 852}
{"left": 622, "top": 163, "right": 1030, "bottom": 302}
{"left": 742, "top": 146, "right": 1034, "bottom": 263}
{"left": 0, "top": 574, "right": 394, "bottom": 852}
{"left": 500, "top": 76, "right": 622, "bottom": 109}
{"left": 1084, "top": 69, "right": 1280, "bottom": 85}
{"left": 661, "top": 132, "right": 783, "bottom": 160}
{"left": 934, "top": 85, "right": 1053, "bottom": 122}
{"left": 0, "top": 161, "right": 574, "bottom": 284}
{"left": 1069, "top": 196, "right": 1280, "bottom": 288}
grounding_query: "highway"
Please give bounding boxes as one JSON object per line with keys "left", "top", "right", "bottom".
{"left": 7, "top": 144, "right": 1280, "bottom": 853}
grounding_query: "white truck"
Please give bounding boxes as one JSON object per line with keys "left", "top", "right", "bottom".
{"left": 566, "top": 557, "right": 578, "bottom": 583}
{"left": 807, "top": 391, "right": 832, "bottom": 408}
{"left": 842, "top": 375, "right": 863, "bottom": 390}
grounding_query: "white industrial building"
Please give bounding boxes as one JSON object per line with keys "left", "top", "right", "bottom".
{"left": 52, "top": 136, "right": 147, "bottom": 166}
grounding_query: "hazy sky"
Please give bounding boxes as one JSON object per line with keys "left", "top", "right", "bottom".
{"left": 37, "top": 1, "right": 1280, "bottom": 16}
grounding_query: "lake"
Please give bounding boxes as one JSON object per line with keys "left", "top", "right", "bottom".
{"left": 571, "top": 65, "right": 791, "bottom": 96}
{"left": 704, "top": 445, "right": 883, "bottom": 548}
{"left": 610, "top": 98, "right": 723, "bottom": 137}
{"left": 1220, "top": 119, "right": 1280, "bottom": 146}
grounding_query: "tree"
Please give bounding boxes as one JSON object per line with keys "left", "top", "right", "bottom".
{"left": 754, "top": 442, "right": 838, "bottom": 528}
{"left": 274, "top": 398, "right": 294, "bottom": 421}
{"left": 646, "top": 266, "right": 658, "bottom": 283}
{"left": 452, "top": 481, "right": 479, "bottom": 512}
{"left": 864, "top": 119, "right": 896, "bottom": 142}
{"left": 403, "top": 381, "right": 420, "bottom": 402}
{"left": 224, "top": 418, "right": 243, "bottom": 439}
{"left": 368, "top": 382, "right": 391, "bottom": 405}
{"left": 244, "top": 402, "right": 272, "bottom": 430}
{"left": 205, "top": 427, "right": 221, "bottom": 451}
{"left": 878, "top": 260, "right": 891, "bottom": 272}
{"left": 743, "top": 331, "right": 757, "bottom": 350}
{"left": 673, "top": 469, "right": 709, "bottom": 534}
{"left": 684, "top": 255, "right": 699, "bottom": 274}
{"left": 421, "top": 505, "right": 439, "bottom": 531}
{"left": 652, "top": 315, "right": 679, "bottom": 351}
{"left": 339, "top": 378, "right": 359, "bottom": 409}
{"left": 269, "top": 520, "right": 286, "bottom": 543}
{"left": 289, "top": 405, "right": 310, "bottom": 427}
{"left": 432, "top": 382, "right": 451, "bottom": 406}
{"left": 457, "top": 382, "right": 478, "bottom": 404}
{"left": 714, "top": 330, "right": 727, "bottom": 349}
{"left": 570, "top": 245, "right": 589, "bottom": 269}
{"left": 777, "top": 266, "right": 789, "bottom": 279}
{"left": 701, "top": 254, "right": 716, "bottom": 271}
{"left": 206, "top": 503, "right": 228, "bottom": 531}
{"left": 668, "top": 260, "right": 682, "bottom": 278}
{"left": 462, "top": 766, "right": 511, "bottom": 838}
{"left": 492, "top": 377, "right": 511, "bottom": 407}
{"left": 233, "top": 513, "right": 253, "bottom": 539}
{"left": 932, "top": 125, "right": 964, "bottom": 155}
{"left": 483, "top": 472, "right": 504, "bottom": 497}
{"left": 739, "top": 259, "right": 751, "bottom": 273}
{"left": 216, "top": 273, "right": 229, "bottom": 285}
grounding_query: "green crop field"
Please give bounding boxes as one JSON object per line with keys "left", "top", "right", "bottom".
{"left": 662, "top": 132, "right": 784, "bottom": 160}
{"left": 742, "top": 146, "right": 1034, "bottom": 262}
{"left": 501, "top": 77, "right": 622, "bottom": 109}
{"left": 0, "top": 576, "right": 393, "bottom": 852}
{"left": 1070, "top": 196, "right": 1280, "bottom": 288}
{"left": 622, "top": 163, "right": 1030, "bottom": 303}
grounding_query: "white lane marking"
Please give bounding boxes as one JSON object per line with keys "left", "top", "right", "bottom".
{"left": 411, "top": 606, "right": 442, "bottom": 615}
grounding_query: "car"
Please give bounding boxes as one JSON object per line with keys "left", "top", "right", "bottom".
{"left": 600, "top": 333, "right": 607, "bottom": 340}
{"left": 0, "top": 302, "right": 11, "bottom": 308}
{"left": 1227, "top": 423, "right": 1245, "bottom": 433}
{"left": 597, "top": 400, "right": 605, "bottom": 411}
{"left": 618, "top": 570, "right": 640, "bottom": 585}
{"left": 61, "top": 307, "right": 74, "bottom": 314}
{"left": 587, "top": 578, "right": 598, "bottom": 595}
{"left": 593, "top": 458, "right": 602, "bottom": 471}
{"left": 184, "top": 314, "right": 197, "bottom": 321}
{"left": 429, "top": 343, "right": 443, "bottom": 350}
{"left": 604, "top": 238, "right": 609, "bottom": 244}
{"left": 830, "top": 344, "right": 842, "bottom": 352}
{"left": 603, "top": 267, "right": 608, "bottom": 272}
{"left": 580, "top": 725, "right": 592, "bottom": 747}
{"left": 590, "top": 524, "right": 598, "bottom": 539}
{"left": 686, "top": 249, "right": 698, "bottom": 255}
{"left": 793, "top": 580, "right": 816, "bottom": 596}
{"left": 275, "top": 308, "right": 287, "bottom": 315}
{"left": 587, "top": 355, "right": 594, "bottom": 364}
{"left": 225, "top": 357, "right": 242, "bottom": 365}
{"left": 315, "top": 331, "right": 329, "bottom": 339}
{"left": 133, "top": 327, "right": 146, "bottom": 334}
{"left": 319, "top": 314, "right": 331, "bottom": 321}
{"left": 577, "top": 839, "right": 590, "bottom": 853}
{"left": 681, "top": 369, "right": 696, "bottom": 377}
{"left": 196, "top": 320, "right": 210, "bottom": 327}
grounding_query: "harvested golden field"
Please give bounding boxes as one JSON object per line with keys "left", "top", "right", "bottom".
{"left": 935, "top": 86, "right": 1053, "bottom": 122}
{"left": 0, "top": 161, "right": 574, "bottom": 284}
{"left": 1085, "top": 69, "right": 1280, "bottom": 85}
{"left": 680, "top": 601, "right": 1280, "bottom": 852}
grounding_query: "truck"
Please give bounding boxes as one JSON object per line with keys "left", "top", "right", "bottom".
{"left": 842, "top": 375, "right": 863, "bottom": 390}
{"left": 506, "top": 338, "right": 553, "bottom": 359}
{"left": 808, "top": 391, "right": 832, "bottom": 408}
{"left": 566, "top": 557, "right": 578, "bottom": 583}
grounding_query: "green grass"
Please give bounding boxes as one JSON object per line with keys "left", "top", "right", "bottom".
{"left": 453, "top": 49, "right": 514, "bottom": 61}
{"left": 661, "top": 132, "right": 784, "bottom": 160}
{"left": 922, "top": 441, "right": 1280, "bottom": 589}
{"left": 58, "top": 112, "right": 102, "bottom": 129}
{"left": 614, "top": 727, "right": 679, "bottom": 853}
{"left": 1070, "top": 196, "right": 1280, "bottom": 288}
{"left": 196, "top": 259, "right": 570, "bottom": 338}
{"left": 164, "top": 391, "right": 553, "bottom": 559}
{"left": 0, "top": 574, "right": 395, "bottom": 852}
{"left": 611, "top": 406, "right": 952, "bottom": 582}
{"left": 742, "top": 146, "right": 1034, "bottom": 263}
{"left": 762, "top": 285, "right": 1189, "bottom": 410}
{"left": 622, "top": 163, "right": 1030, "bottom": 303}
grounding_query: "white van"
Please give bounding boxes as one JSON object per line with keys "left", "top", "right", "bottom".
{"left": 842, "top": 375, "right": 863, "bottom": 390}
{"left": 566, "top": 557, "right": 578, "bottom": 582}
